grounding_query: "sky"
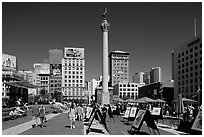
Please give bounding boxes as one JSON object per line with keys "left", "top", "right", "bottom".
{"left": 2, "top": 2, "right": 202, "bottom": 82}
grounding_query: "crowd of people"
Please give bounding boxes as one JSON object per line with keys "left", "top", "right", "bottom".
{"left": 7, "top": 98, "right": 202, "bottom": 131}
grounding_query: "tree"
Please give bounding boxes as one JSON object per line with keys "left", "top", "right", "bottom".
{"left": 53, "top": 91, "right": 63, "bottom": 102}
{"left": 39, "top": 89, "right": 51, "bottom": 103}
{"left": 28, "top": 93, "right": 35, "bottom": 104}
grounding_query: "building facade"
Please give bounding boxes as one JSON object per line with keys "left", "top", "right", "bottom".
{"left": 133, "top": 72, "right": 144, "bottom": 83}
{"left": 113, "top": 82, "right": 145, "bottom": 100}
{"left": 62, "top": 47, "right": 85, "bottom": 103}
{"left": 139, "top": 82, "right": 163, "bottom": 99}
{"left": 109, "top": 50, "right": 130, "bottom": 87}
{"left": 172, "top": 34, "right": 202, "bottom": 105}
{"left": 33, "top": 63, "right": 50, "bottom": 93}
{"left": 150, "top": 67, "right": 161, "bottom": 84}
{"left": 2, "top": 54, "right": 37, "bottom": 106}
{"left": 2, "top": 53, "right": 21, "bottom": 97}
{"left": 143, "top": 71, "right": 150, "bottom": 85}
{"left": 49, "top": 49, "right": 63, "bottom": 96}
{"left": 18, "top": 70, "right": 33, "bottom": 84}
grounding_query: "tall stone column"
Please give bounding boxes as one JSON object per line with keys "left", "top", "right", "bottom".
{"left": 101, "top": 8, "right": 110, "bottom": 105}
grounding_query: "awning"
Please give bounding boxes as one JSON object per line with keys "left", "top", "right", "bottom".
{"left": 5, "top": 81, "right": 39, "bottom": 89}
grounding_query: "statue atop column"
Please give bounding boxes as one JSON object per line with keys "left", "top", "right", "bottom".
{"left": 101, "top": 7, "right": 110, "bottom": 32}
{"left": 102, "top": 7, "right": 107, "bottom": 20}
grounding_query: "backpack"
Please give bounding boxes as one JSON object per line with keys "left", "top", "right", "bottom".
{"left": 39, "top": 107, "right": 45, "bottom": 117}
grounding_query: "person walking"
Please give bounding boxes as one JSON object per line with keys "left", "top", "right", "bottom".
{"left": 107, "top": 104, "right": 114, "bottom": 122}
{"left": 77, "top": 105, "right": 83, "bottom": 121}
{"left": 68, "top": 103, "right": 77, "bottom": 129}
{"left": 38, "top": 105, "right": 46, "bottom": 128}
{"left": 31, "top": 105, "right": 39, "bottom": 128}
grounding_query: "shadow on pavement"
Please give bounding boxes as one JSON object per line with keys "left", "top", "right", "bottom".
{"left": 65, "top": 125, "right": 71, "bottom": 128}
{"left": 90, "top": 128, "right": 105, "bottom": 134}
{"left": 127, "top": 130, "right": 150, "bottom": 135}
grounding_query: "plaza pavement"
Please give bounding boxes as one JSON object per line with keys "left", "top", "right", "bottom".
{"left": 2, "top": 111, "right": 188, "bottom": 135}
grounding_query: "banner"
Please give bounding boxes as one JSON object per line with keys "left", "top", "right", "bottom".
{"left": 2, "top": 54, "right": 16, "bottom": 70}
{"left": 64, "top": 48, "right": 84, "bottom": 59}
{"left": 50, "top": 64, "right": 62, "bottom": 76}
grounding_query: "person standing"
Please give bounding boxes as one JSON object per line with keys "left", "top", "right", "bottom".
{"left": 101, "top": 104, "right": 107, "bottom": 122}
{"left": 31, "top": 105, "right": 39, "bottom": 128}
{"left": 77, "top": 105, "right": 83, "bottom": 121}
{"left": 107, "top": 104, "right": 114, "bottom": 122}
{"left": 39, "top": 105, "right": 46, "bottom": 128}
{"left": 68, "top": 103, "right": 76, "bottom": 129}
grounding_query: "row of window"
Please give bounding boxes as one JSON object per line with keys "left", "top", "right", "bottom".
{"left": 178, "top": 70, "right": 202, "bottom": 79}
{"left": 64, "top": 91, "right": 84, "bottom": 96}
{"left": 64, "top": 67, "right": 84, "bottom": 70}
{"left": 40, "top": 81, "right": 49, "bottom": 84}
{"left": 178, "top": 64, "right": 202, "bottom": 75}
{"left": 63, "top": 61, "right": 84, "bottom": 66}
{"left": 113, "top": 67, "right": 128, "bottom": 71}
{"left": 50, "top": 84, "right": 61, "bottom": 87}
{"left": 40, "top": 77, "right": 49, "bottom": 80}
{"left": 178, "top": 84, "right": 201, "bottom": 93}
{"left": 119, "top": 92, "right": 137, "bottom": 96}
{"left": 112, "top": 63, "right": 128, "bottom": 67}
{"left": 119, "top": 84, "right": 138, "bottom": 87}
{"left": 113, "top": 76, "right": 128, "bottom": 81}
{"left": 64, "top": 75, "right": 83, "bottom": 79}
{"left": 64, "top": 71, "right": 83, "bottom": 75}
{"left": 178, "top": 52, "right": 202, "bottom": 64}
{"left": 177, "top": 43, "right": 202, "bottom": 58}
{"left": 178, "top": 77, "right": 202, "bottom": 86}
{"left": 64, "top": 79, "right": 83, "bottom": 83}
{"left": 119, "top": 88, "right": 138, "bottom": 91}
{"left": 178, "top": 57, "right": 202, "bottom": 69}
{"left": 50, "top": 80, "right": 61, "bottom": 83}
{"left": 112, "top": 54, "right": 129, "bottom": 57}
{"left": 63, "top": 83, "right": 84, "bottom": 87}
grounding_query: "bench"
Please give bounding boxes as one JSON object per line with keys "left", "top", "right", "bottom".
{"left": 2, "top": 107, "right": 28, "bottom": 122}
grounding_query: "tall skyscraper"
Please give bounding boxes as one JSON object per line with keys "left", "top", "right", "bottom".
{"left": 49, "top": 49, "right": 63, "bottom": 96}
{"left": 143, "top": 71, "right": 150, "bottom": 85}
{"left": 172, "top": 34, "right": 202, "bottom": 105}
{"left": 62, "top": 47, "right": 85, "bottom": 103}
{"left": 150, "top": 67, "right": 161, "bottom": 84}
{"left": 109, "top": 50, "right": 130, "bottom": 87}
{"left": 133, "top": 72, "right": 144, "bottom": 83}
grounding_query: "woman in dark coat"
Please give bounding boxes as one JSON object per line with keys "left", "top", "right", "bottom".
{"left": 115, "top": 104, "right": 120, "bottom": 117}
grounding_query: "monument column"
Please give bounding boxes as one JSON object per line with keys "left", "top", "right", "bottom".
{"left": 101, "top": 8, "right": 110, "bottom": 105}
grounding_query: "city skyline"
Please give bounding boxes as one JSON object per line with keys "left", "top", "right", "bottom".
{"left": 2, "top": 2, "right": 202, "bottom": 82}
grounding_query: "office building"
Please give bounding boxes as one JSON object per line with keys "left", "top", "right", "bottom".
{"left": 62, "top": 47, "right": 85, "bottom": 103}
{"left": 150, "top": 67, "right": 161, "bottom": 84}
{"left": 33, "top": 63, "right": 50, "bottom": 93}
{"left": 113, "top": 82, "right": 145, "bottom": 100}
{"left": 2, "top": 54, "right": 37, "bottom": 104}
{"left": 18, "top": 70, "right": 33, "bottom": 84}
{"left": 172, "top": 34, "right": 202, "bottom": 105}
{"left": 143, "top": 71, "right": 150, "bottom": 85}
{"left": 109, "top": 50, "right": 130, "bottom": 87}
{"left": 133, "top": 72, "right": 144, "bottom": 83}
{"left": 49, "top": 49, "right": 63, "bottom": 77}
{"left": 49, "top": 49, "right": 63, "bottom": 96}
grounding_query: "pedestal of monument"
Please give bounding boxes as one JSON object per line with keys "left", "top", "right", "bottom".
{"left": 101, "top": 92, "right": 110, "bottom": 105}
